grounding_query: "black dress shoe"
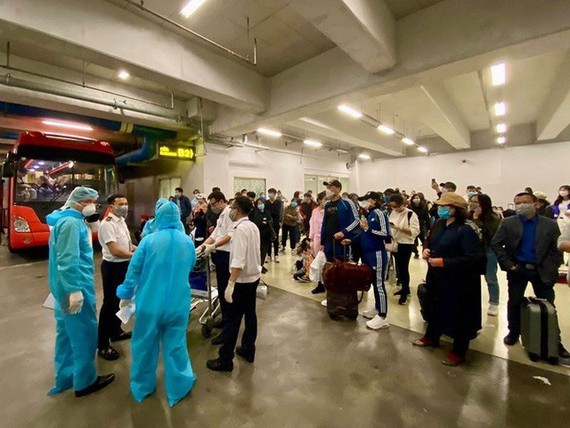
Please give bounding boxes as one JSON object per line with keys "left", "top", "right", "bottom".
{"left": 503, "top": 333, "right": 519, "bottom": 346}
{"left": 236, "top": 346, "right": 255, "bottom": 363}
{"left": 206, "top": 359, "right": 233, "bottom": 372}
{"left": 75, "top": 374, "right": 115, "bottom": 397}
{"left": 110, "top": 331, "right": 132, "bottom": 342}
{"left": 311, "top": 282, "right": 326, "bottom": 294}
{"left": 398, "top": 295, "right": 408, "bottom": 305}
{"left": 98, "top": 346, "right": 120, "bottom": 361}
{"left": 211, "top": 334, "right": 224, "bottom": 346}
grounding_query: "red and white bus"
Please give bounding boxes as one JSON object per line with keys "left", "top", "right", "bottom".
{"left": 1, "top": 131, "right": 118, "bottom": 252}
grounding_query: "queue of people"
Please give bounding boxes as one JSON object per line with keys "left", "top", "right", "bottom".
{"left": 46, "top": 181, "right": 570, "bottom": 408}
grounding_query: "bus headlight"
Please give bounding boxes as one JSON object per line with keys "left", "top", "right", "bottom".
{"left": 13, "top": 217, "right": 31, "bottom": 233}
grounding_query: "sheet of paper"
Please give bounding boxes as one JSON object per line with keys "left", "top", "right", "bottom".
{"left": 42, "top": 293, "right": 56, "bottom": 310}
{"left": 116, "top": 303, "right": 136, "bottom": 324}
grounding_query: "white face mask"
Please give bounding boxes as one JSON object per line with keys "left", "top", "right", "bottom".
{"left": 559, "top": 190, "right": 569, "bottom": 198}
{"left": 325, "top": 189, "right": 334, "bottom": 198}
{"left": 359, "top": 201, "right": 370, "bottom": 210}
{"left": 81, "top": 203, "right": 97, "bottom": 218}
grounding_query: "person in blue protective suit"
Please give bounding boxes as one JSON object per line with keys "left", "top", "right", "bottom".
{"left": 141, "top": 198, "right": 184, "bottom": 238}
{"left": 46, "top": 186, "right": 115, "bottom": 398}
{"left": 117, "top": 201, "right": 197, "bottom": 406}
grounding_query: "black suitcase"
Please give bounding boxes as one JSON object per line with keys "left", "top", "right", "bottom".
{"left": 417, "top": 282, "right": 433, "bottom": 322}
{"left": 327, "top": 290, "right": 359, "bottom": 320}
{"left": 520, "top": 297, "right": 559, "bottom": 364}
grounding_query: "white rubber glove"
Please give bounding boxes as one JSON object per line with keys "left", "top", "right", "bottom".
{"left": 68, "top": 291, "right": 84, "bottom": 314}
{"left": 119, "top": 299, "right": 132, "bottom": 309}
{"left": 196, "top": 245, "right": 205, "bottom": 256}
{"left": 225, "top": 280, "right": 235, "bottom": 304}
{"left": 203, "top": 243, "right": 216, "bottom": 256}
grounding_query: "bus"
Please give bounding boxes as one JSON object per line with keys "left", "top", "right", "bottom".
{"left": 1, "top": 131, "right": 118, "bottom": 252}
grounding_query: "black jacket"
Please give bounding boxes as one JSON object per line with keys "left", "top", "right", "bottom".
{"left": 249, "top": 208, "right": 275, "bottom": 240}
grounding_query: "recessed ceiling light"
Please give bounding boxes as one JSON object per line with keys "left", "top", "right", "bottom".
{"left": 42, "top": 119, "right": 94, "bottom": 132}
{"left": 257, "top": 128, "right": 282, "bottom": 138}
{"left": 496, "top": 123, "right": 507, "bottom": 133}
{"left": 303, "top": 139, "right": 322, "bottom": 148}
{"left": 377, "top": 124, "right": 395, "bottom": 135}
{"left": 180, "top": 0, "right": 208, "bottom": 18}
{"left": 491, "top": 62, "right": 506, "bottom": 86}
{"left": 494, "top": 102, "right": 506, "bottom": 116}
{"left": 117, "top": 70, "right": 130, "bottom": 80}
{"left": 358, "top": 153, "right": 371, "bottom": 160}
{"left": 337, "top": 105, "right": 363, "bottom": 119}
{"left": 401, "top": 137, "right": 415, "bottom": 146}
{"left": 497, "top": 136, "right": 506, "bottom": 144}
{"left": 417, "top": 146, "right": 428, "bottom": 153}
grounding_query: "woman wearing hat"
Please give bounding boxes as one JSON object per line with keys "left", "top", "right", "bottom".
{"left": 413, "top": 192, "right": 485, "bottom": 366}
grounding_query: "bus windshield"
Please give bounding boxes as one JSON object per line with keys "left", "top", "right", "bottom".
{"left": 14, "top": 159, "right": 116, "bottom": 220}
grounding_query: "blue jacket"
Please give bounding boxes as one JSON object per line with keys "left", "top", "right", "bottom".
{"left": 46, "top": 208, "right": 95, "bottom": 301}
{"left": 361, "top": 208, "right": 391, "bottom": 252}
{"left": 321, "top": 198, "right": 360, "bottom": 244}
{"left": 175, "top": 195, "right": 192, "bottom": 219}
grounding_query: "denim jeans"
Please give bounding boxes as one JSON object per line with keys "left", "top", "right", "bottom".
{"left": 485, "top": 249, "right": 500, "bottom": 305}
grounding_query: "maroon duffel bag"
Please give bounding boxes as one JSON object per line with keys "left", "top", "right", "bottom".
{"left": 323, "top": 259, "right": 373, "bottom": 293}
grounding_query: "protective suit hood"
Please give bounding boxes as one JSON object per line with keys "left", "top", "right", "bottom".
{"left": 46, "top": 207, "right": 82, "bottom": 227}
{"left": 155, "top": 197, "right": 169, "bottom": 212}
{"left": 155, "top": 202, "right": 182, "bottom": 231}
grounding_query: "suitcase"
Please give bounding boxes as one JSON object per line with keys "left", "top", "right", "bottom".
{"left": 520, "top": 297, "right": 559, "bottom": 364}
{"left": 322, "top": 245, "right": 373, "bottom": 293}
{"left": 327, "top": 290, "right": 359, "bottom": 320}
{"left": 417, "top": 282, "right": 434, "bottom": 322}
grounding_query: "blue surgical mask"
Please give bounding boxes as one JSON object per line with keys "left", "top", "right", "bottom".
{"left": 257, "top": 204, "right": 265, "bottom": 211}
{"left": 383, "top": 196, "right": 389, "bottom": 203}
{"left": 291, "top": 202, "right": 298, "bottom": 208}
{"left": 437, "top": 206, "right": 451, "bottom": 219}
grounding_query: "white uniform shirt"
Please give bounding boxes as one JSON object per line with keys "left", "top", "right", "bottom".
{"left": 210, "top": 205, "right": 234, "bottom": 252}
{"left": 229, "top": 216, "right": 261, "bottom": 283}
{"left": 98, "top": 212, "right": 132, "bottom": 262}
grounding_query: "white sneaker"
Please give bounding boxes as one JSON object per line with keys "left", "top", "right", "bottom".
{"left": 320, "top": 299, "right": 327, "bottom": 307}
{"left": 360, "top": 307, "right": 377, "bottom": 319}
{"left": 366, "top": 315, "right": 390, "bottom": 330}
{"left": 487, "top": 304, "right": 499, "bottom": 317}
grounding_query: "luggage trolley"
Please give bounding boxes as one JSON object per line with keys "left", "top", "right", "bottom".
{"left": 189, "top": 254, "right": 220, "bottom": 338}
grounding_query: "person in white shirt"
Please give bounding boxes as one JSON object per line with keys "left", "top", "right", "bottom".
{"left": 388, "top": 193, "right": 420, "bottom": 305}
{"left": 97, "top": 194, "right": 135, "bottom": 360}
{"left": 196, "top": 191, "right": 235, "bottom": 345}
{"left": 207, "top": 196, "right": 261, "bottom": 372}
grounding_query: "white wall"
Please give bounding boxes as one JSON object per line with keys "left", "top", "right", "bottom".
{"left": 355, "top": 141, "right": 570, "bottom": 207}
{"left": 203, "top": 144, "right": 351, "bottom": 199}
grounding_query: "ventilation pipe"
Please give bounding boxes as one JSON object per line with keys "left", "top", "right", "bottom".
{"left": 115, "top": 136, "right": 156, "bottom": 165}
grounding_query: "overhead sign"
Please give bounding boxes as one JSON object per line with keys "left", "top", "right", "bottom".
{"left": 158, "top": 144, "right": 195, "bottom": 161}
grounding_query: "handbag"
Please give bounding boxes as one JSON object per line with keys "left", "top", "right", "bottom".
{"left": 322, "top": 243, "right": 373, "bottom": 292}
{"left": 309, "top": 250, "right": 326, "bottom": 282}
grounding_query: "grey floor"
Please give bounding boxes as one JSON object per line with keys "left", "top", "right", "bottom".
{"left": 1, "top": 248, "right": 570, "bottom": 428}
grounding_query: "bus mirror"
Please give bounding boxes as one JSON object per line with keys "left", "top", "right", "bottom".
{"left": 2, "top": 160, "right": 15, "bottom": 178}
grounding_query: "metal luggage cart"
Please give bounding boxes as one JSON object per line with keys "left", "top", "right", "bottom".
{"left": 189, "top": 254, "right": 220, "bottom": 338}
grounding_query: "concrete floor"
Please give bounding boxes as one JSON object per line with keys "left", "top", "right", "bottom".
{"left": 1, "top": 246, "right": 570, "bottom": 427}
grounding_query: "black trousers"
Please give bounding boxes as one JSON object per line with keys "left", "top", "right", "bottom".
{"left": 507, "top": 267, "right": 556, "bottom": 337}
{"left": 98, "top": 260, "right": 129, "bottom": 349}
{"left": 394, "top": 243, "right": 414, "bottom": 293}
{"left": 270, "top": 217, "right": 280, "bottom": 257}
{"left": 211, "top": 251, "right": 231, "bottom": 321}
{"left": 282, "top": 224, "right": 298, "bottom": 249}
{"left": 219, "top": 279, "right": 259, "bottom": 364}
{"left": 425, "top": 323, "right": 470, "bottom": 357}
{"left": 260, "top": 237, "right": 270, "bottom": 265}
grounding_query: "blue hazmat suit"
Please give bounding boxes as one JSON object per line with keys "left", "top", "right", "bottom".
{"left": 117, "top": 202, "right": 197, "bottom": 406}
{"left": 141, "top": 198, "right": 184, "bottom": 238}
{"left": 46, "top": 186, "right": 99, "bottom": 394}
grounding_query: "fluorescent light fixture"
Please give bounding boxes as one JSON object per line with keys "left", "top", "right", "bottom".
{"left": 335, "top": 148, "right": 349, "bottom": 154}
{"left": 497, "top": 136, "right": 506, "bottom": 144}
{"left": 303, "top": 139, "right": 322, "bottom": 148}
{"left": 491, "top": 62, "right": 506, "bottom": 86}
{"left": 377, "top": 124, "right": 395, "bottom": 135}
{"left": 358, "top": 153, "right": 371, "bottom": 160}
{"left": 257, "top": 128, "right": 282, "bottom": 138}
{"left": 117, "top": 70, "right": 130, "bottom": 80}
{"left": 337, "top": 105, "right": 363, "bottom": 119}
{"left": 417, "top": 146, "right": 428, "bottom": 153}
{"left": 401, "top": 137, "right": 415, "bottom": 146}
{"left": 38, "top": 161, "right": 45, "bottom": 165}
{"left": 180, "top": 0, "right": 207, "bottom": 18}
{"left": 496, "top": 123, "right": 507, "bottom": 133}
{"left": 42, "top": 119, "right": 93, "bottom": 132}
{"left": 68, "top": 161, "right": 75, "bottom": 168}
{"left": 494, "top": 102, "right": 506, "bottom": 116}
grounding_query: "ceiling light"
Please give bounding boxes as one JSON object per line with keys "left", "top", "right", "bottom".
{"left": 496, "top": 123, "right": 507, "bottom": 133}
{"left": 491, "top": 62, "right": 506, "bottom": 86}
{"left": 180, "top": 0, "right": 207, "bottom": 18}
{"left": 494, "top": 102, "right": 506, "bottom": 116}
{"left": 401, "top": 137, "right": 415, "bottom": 146}
{"left": 38, "top": 161, "right": 45, "bottom": 165}
{"left": 377, "top": 124, "right": 395, "bottom": 135}
{"left": 257, "top": 128, "right": 282, "bottom": 138}
{"left": 358, "top": 153, "right": 371, "bottom": 160}
{"left": 117, "top": 70, "right": 130, "bottom": 80}
{"left": 497, "top": 136, "right": 506, "bottom": 144}
{"left": 337, "top": 105, "right": 363, "bottom": 119}
{"left": 303, "top": 139, "right": 322, "bottom": 148}
{"left": 335, "top": 148, "right": 349, "bottom": 154}
{"left": 42, "top": 119, "right": 93, "bottom": 132}
{"left": 417, "top": 146, "right": 428, "bottom": 153}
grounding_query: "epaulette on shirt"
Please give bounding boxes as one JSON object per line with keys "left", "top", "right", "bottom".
{"left": 105, "top": 216, "right": 112, "bottom": 222}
